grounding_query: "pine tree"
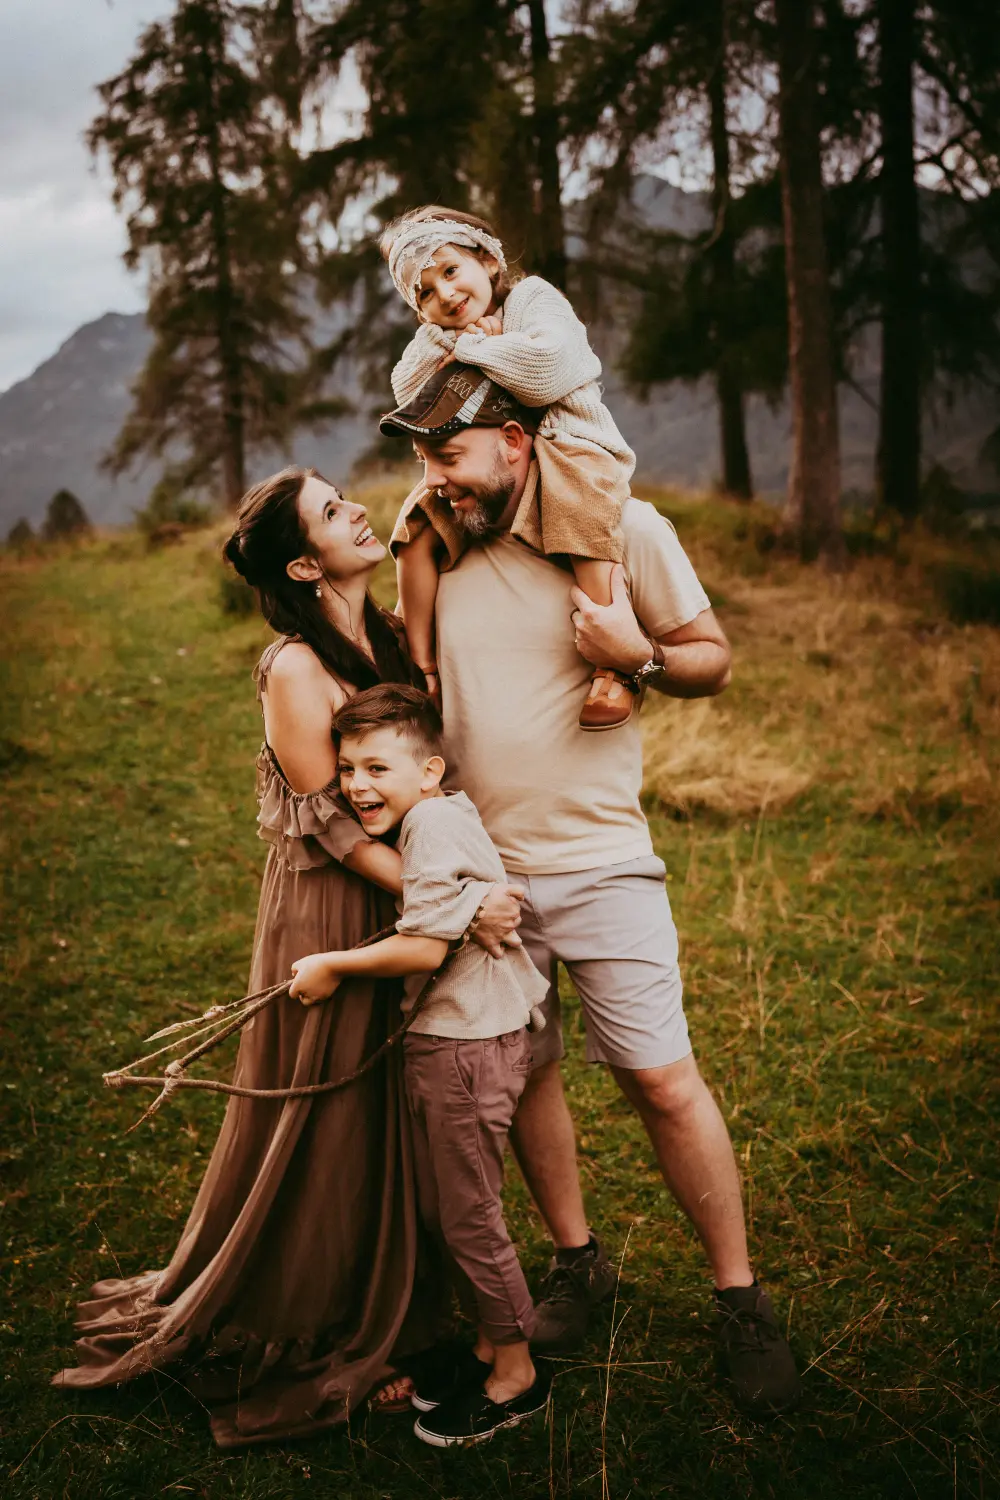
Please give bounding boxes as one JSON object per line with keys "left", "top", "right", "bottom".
{"left": 525, "top": 0, "right": 568, "bottom": 290}
{"left": 6, "top": 519, "right": 35, "bottom": 550}
{"left": 825, "top": 0, "right": 1000, "bottom": 519}
{"left": 903, "top": 0, "right": 1000, "bottom": 501}
{"left": 297, "top": 0, "right": 572, "bottom": 413}
{"left": 774, "top": 0, "right": 844, "bottom": 563}
{"left": 90, "top": 0, "right": 315, "bottom": 506}
{"left": 705, "top": 0, "right": 753, "bottom": 497}
{"left": 876, "top": 0, "right": 922, "bottom": 520}
{"left": 42, "top": 491, "right": 91, "bottom": 541}
{"left": 561, "top": 0, "right": 784, "bottom": 498}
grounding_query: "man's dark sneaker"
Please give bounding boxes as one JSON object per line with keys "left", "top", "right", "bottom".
{"left": 413, "top": 1363, "right": 552, "bottom": 1448}
{"left": 407, "top": 1342, "right": 492, "bottom": 1413}
{"left": 530, "top": 1234, "right": 619, "bottom": 1352}
{"left": 715, "top": 1283, "right": 801, "bottom": 1417}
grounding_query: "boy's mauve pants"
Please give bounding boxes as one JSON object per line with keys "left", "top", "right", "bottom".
{"left": 402, "top": 1029, "right": 536, "bottom": 1345}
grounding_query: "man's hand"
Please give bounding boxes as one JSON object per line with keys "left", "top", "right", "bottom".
{"left": 290, "top": 953, "right": 342, "bottom": 1006}
{"left": 470, "top": 883, "right": 525, "bottom": 958}
{"left": 571, "top": 566, "right": 732, "bottom": 699}
{"left": 570, "top": 564, "right": 650, "bottom": 674}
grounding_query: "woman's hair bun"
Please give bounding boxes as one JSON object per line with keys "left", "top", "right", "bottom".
{"left": 222, "top": 528, "right": 254, "bottom": 584}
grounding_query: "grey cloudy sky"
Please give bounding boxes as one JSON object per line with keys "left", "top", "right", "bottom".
{"left": 0, "top": 1, "right": 178, "bottom": 392}
{"left": 0, "top": 1, "right": 368, "bottom": 395}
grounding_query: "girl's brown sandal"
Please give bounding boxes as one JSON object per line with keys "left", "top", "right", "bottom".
{"left": 579, "top": 668, "right": 637, "bottom": 731}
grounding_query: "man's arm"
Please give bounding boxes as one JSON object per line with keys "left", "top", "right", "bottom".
{"left": 570, "top": 564, "right": 731, "bottom": 700}
{"left": 645, "top": 610, "right": 732, "bottom": 698}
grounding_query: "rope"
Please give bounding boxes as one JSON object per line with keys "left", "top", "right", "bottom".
{"left": 104, "top": 924, "right": 445, "bottom": 1130}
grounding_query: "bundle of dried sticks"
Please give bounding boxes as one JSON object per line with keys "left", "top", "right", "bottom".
{"left": 104, "top": 925, "right": 443, "bottom": 1131}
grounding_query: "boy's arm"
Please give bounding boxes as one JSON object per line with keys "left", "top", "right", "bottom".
{"left": 452, "top": 281, "right": 600, "bottom": 407}
{"left": 291, "top": 934, "right": 449, "bottom": 1005}
{"left": 391, "top": 325, "right": 457, "bottom": 403}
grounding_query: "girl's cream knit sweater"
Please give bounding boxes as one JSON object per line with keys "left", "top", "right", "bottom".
{"left": 390, "top": 275, "right": 636, "bottom": 476}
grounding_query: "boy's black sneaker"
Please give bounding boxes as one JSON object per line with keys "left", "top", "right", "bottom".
{"left": 530, "top": 1235, "right": 618, "bottom": 1351}
{"left": 408, "top": 1341, "right": 492, "bottom": 1413}
{"left": 413, "top": 1363, "right": 552, "bottom": 1448}
{"left": 715, "top": 1283, "right": 801, "bottom": 1416}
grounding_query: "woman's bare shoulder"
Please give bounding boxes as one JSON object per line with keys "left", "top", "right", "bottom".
{"left": 264, "top": 641, "right": 345, "bottom": 703}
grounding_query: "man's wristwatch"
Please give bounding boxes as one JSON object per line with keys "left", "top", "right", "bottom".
{"left": 629, "top": 640, "right": 666, "bottom": 688}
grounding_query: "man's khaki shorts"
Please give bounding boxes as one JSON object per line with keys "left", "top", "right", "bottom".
{"left": 517, "top": 855, "right": 692, "bottom": 1072}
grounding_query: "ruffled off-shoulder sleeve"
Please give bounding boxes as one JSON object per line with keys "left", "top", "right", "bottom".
{"left": 255, "top": 746, "right": 373, "bottom": 871}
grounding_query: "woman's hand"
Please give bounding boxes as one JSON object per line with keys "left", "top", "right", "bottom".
{"left": 470, "top": 884, "right": 524, "bottom": 958}
{"left": 290, "top": 953, "right": 342, "bottom": 1006}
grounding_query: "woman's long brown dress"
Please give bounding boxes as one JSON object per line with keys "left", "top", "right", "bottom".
{"left": 53, "top": 642, "right": 433, "bottom": 1448}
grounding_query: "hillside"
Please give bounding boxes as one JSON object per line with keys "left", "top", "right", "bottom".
{"left": 1, "top": 491, "right": 997, "bottom": 1496}
{"left": 1, "top": 178, "right": 997, "bottom": 532}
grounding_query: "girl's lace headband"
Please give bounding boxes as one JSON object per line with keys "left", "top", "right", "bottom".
{"left": 385, "top": 219, "right": 507, "bottom": 311}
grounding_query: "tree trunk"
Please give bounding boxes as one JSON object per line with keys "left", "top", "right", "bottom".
{"left": 202, "top": 31, "right": 246, "bottom": 506}
{"left": 707, "top": 0, "right": 753, "bottom": 498}
{"left": 877, "top": 0, "right": 921, "bottom": 520}
{"left": 526, "top": 0, "right": 567, "bottom": 290}
{"left": 774, "top": 0, "right": 843, "bottom": 564}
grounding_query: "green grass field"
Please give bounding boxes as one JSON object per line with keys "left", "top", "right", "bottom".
{"left": 1, "top": 491, "right": 998, "bottom": 1498}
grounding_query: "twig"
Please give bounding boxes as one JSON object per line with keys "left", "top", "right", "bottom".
{"left": 103, "top": 925, "right": 446, "bottom": 1128}
{"left": 600, "top": 1223, "right": 634, "bottom": 1500}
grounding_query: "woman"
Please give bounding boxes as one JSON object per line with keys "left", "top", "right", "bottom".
{"left": 53, "top": 467, "right": 520, "bottom": 1448}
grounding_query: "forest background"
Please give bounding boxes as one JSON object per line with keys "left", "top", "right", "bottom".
{"left": 7, "top": 0, "right": 1000, "bottom": 568}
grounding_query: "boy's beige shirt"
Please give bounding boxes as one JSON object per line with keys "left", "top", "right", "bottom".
{"left": 436, "top": 469, "right": 711, "bottom": 876}
{"left": 397, "top": 790, "right": 548, "bottom": 1038}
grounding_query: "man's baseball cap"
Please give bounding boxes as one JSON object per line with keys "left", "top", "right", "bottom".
{"left": 379, "top": 362, "right": 545, "bottom": 439}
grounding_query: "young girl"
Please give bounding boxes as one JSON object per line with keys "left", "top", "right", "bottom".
{"left": 381, "top": 205, "right": 639, "bottom": 731}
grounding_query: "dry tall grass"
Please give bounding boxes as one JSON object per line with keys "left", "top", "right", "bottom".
{"left": 638, "top": 489, "right": 1000, "bottom": 818}
{"left": 354, "top": 470, "right": 999, "bottom": 820}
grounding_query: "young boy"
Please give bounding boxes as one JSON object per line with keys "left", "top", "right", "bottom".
{"left": 289, "top": 684, "right": 551, "bottom": 1448}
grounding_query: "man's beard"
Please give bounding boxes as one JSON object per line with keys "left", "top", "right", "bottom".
{"left": 439, "top": 453, "right": 516, "bottom": 541}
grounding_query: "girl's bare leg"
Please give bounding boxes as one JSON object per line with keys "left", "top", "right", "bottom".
{"left": 570, "top": 557, "right": 614, "bottom": 608}
{"left": 396, "top": 528, "right": 442, "bottom": 696}
{"left": 570, "top": 558, "right": 633, "bottom": 730}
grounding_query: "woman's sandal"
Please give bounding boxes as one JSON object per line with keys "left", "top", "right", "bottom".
{"left": 579, "top": 668, "right": 638, "bottom": 731}
{"left": 368, "top": 1370, "right": 416, "bottom": 1414}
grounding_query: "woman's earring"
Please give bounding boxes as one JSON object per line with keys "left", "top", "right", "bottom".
{"left": 314, "top": 583, "right": 322, "bottom": 598}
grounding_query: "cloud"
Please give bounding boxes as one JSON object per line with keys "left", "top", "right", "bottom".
{"left": 0, "top": 0, "right": 364, "bottom": 394}
{"left": 0, "top": 0, "right": 168, "bottom": 391}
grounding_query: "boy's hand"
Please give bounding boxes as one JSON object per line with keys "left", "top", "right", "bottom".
{"left": 290, "top": 954, "right": 341, "bottom": 1006}
{"left": 467, "top": 314, "right": 503, "bottom": 337}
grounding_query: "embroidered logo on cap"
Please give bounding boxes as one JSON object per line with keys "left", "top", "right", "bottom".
{"left": 445, "top": 373, "right": 477, "bottom": 400}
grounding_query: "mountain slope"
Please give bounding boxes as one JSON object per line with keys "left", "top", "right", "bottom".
{"left": 1, "top": 180, "right": 997, "bottom": 531}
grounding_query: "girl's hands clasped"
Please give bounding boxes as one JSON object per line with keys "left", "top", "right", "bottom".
{"left": 290, "top": 953, "right": 342, "bottom": 1006}
{"left": 466, "top": 313, "right": 503, "bottom": 337}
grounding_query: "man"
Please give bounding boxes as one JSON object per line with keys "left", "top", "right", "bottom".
{"left": 380, "top": 364, "right": 801, "bottom": 1416}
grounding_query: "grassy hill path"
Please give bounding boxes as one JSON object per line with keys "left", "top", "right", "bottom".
{"left": 1, "top": 497, "right": 998, "bottom": 1498}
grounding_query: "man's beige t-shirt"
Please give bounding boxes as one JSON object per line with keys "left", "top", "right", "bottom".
{"left": 436, "top": 467, "right": 711, "bottom": 876}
